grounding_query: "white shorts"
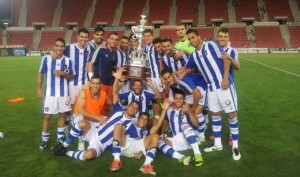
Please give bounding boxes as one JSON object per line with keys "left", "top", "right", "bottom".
{"left": 43, "top": 96, "right": 71, "bottom": 114}
{"left": 208, "top": 84, "right": 238, "bottom": 113}
{"left": 148, "top": 77, "right": 164, "bottom": 93}
{"left": 121, "top": 137, "right": 146, "bottom": 157}
{"left": 83, "top": 123, "right": 104, "bottom": 157}
{"left": 167, "top": 133, "right": 191, "bottom": 151}
{"left": 69, "top": 84, "right": 84, "bottom": 104}
{"left": 168, "top": 86, "right": 207, "bottom": 106}
{"left": 72, "top": 114, "right": 101, "bottom": 127}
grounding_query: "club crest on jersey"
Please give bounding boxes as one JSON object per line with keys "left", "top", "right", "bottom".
{"left": 65, "top": 100, "right": 70, "bottom": 105}
{"left": 225, "top": 100, "right": 231, "bottom": 105}
{"left": 204, "top": 50, "right": 208, "bottom": 56}
{"left": 142, "top": 130, "right": 147, "bottom": 136}
{"left": 63, "top": 65, "right": 69, "bottom": 74}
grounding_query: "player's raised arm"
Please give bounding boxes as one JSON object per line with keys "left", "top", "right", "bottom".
{"left": 112, "top": 67, "right": 126, "bottom": 104}
{"left": 146, "top": 77, "right": 162, "bottom": 99}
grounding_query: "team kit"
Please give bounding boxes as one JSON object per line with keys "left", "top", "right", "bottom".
{"left": 37, "top": 23, "right": 241, "bottom": 175}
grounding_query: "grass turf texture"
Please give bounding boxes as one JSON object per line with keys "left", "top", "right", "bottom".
{"left": 0, "top": 54, "right": 299, "bottom": 177}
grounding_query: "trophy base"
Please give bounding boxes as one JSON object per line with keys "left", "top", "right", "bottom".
{"left": 125, "top": 65, "right": 150, "bottom": 80}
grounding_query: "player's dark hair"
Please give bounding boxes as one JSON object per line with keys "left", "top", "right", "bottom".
{"left": 78, "top": 27, "right": 89, "bottom": 35}
{"left": 176, "top": 23, "right": 187, "bottom": 29}
{"left": 129, "top": 100, "right": 139, "bottom": 107}
{"left": 172, "top": 87, "right": 186, "bottom": 98}
{"left": 218, "top": 27, "right": 229, "bottom": 34}
{"left": 152, "top": 38, "right": 162, "bottom": 45}
{"left": 161, "top": 38, "right": 173, "bottom": 45}
{"left": 94, "top": 25, "right": 105, "bottom": 33}
{"left": 186, "top": 29, "right": 199, "bottom": 36}
{"left": 143, "top": 28, "right": 153, "bottom": 36}
{"left": 121, "top": 36, "right": 130, "bottom": 41}
{"left": 132, "top": 79, "right": 143, "bottom": 85}
{"left": 90, "top": 75, "right": 102, "bottom": 83}
{"left": 138, "top": 112, "right": 150, "bottom": 120}
{"left": 160, "top": 68, "right": 173, "bottom": 76}
{"left": 55, "top": 38, "right": 66, "bottom": 47}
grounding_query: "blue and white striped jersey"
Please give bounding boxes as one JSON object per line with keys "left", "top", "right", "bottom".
{"left": 162, "top": 48, "right": 189, "bottom": 72}
{"left": 224, "top": 46, "right": 239, "bottom": 79}
{"left": 170, "top": 74, "right": 198, "bottom": 96}
{"left": 186, "top": 41, "right": 233, "bottom": 91}
{"left": 116, "top": 48, "right": 128, "bottom": 67}
{"left": 145, "top": 44, "right": 162, "bottom": 78}
{"left": 86, "top": 40, "right": 107, "bottom": 53}
{"left": 125, "top": 123, "right": 149, "bottom": 139}
{"left": 64, "top": 43, "right": 93, "bottom": 86}
{"left": 119, "top": 90, "right": 155, "bottom": 117}
{"left": 166, "top": 107, "right": 187, "bottom": 136}
{"left": 39, "top": 55, "right": 74, "bottom": 97}
{"left": 98, "top": 102, "right": 133, "bottom": 150}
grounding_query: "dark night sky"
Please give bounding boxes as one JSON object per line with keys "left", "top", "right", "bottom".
{"left": 0, "top": 0, "right": 12, "bottom": 20}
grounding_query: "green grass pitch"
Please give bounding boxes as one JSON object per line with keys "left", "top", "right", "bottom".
{"left": 0, "top": 53, "right": 299, "bottom": 177}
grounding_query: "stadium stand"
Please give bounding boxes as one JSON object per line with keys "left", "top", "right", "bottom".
{"left": 204, "top": 0, "right": 229, "bottom": 24}
{"left": 264, "top": 0, "right": 294, "bottom": 21}
{"left": 103, "top": 30, "right": 124, "bottom": 39}
{"left": 159, "top": 28, "right": 178, "bottom": 42}
{"left": 6, "top": 0, "right": 300, "bottom": 50}
{"left": 254, "top": 26, "right": 285, "bottom": 48}
{"left": 234, "top": 0, "right": 261, "bottom": 22}
{"left": 147, "top": 0, "right": 172, "bottom": 25}
{"left": 26, "top": 0, "right": 58, "bottom": 27}
{"left": 69, "top": 30, "right": 81, "bottom": 43}
{"left": 289, "top": 26, "right": 300, "bottom": 48}
{"left": 120, "top": 0, "right": 146, "bottom": 25}
{"left": 227, "top": 27, "right": 249, "bottom": 48}
{"left": 197, "top": 27, "right": 214, "bottom": 41}
{"left": 7, "top": 31, "right": 34, "bottom": 49}
{"left": 0, "top": 30, "right": 3, "bottom": 44}
{"left": 38, "top": 30, "right": 65, "bottom": 50}
{"left": 11, "top": 0, "right": 22, "bottom": 26}
{"left": 60, "top": 0, "right": 92, "bottom": 27}
{"left": 175, "top": 0, "right": 199, "bottom": 25}
{"left": 91, "top": 0, "right": 119, "bottom": 26}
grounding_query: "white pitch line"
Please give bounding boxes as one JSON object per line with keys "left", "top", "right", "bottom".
{"left": 240, "top": 57, "right": 300, "bottom": 78}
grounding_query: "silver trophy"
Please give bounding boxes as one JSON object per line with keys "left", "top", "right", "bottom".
{"left": 125, "top": 15, "right": 152, "bottom": 80}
